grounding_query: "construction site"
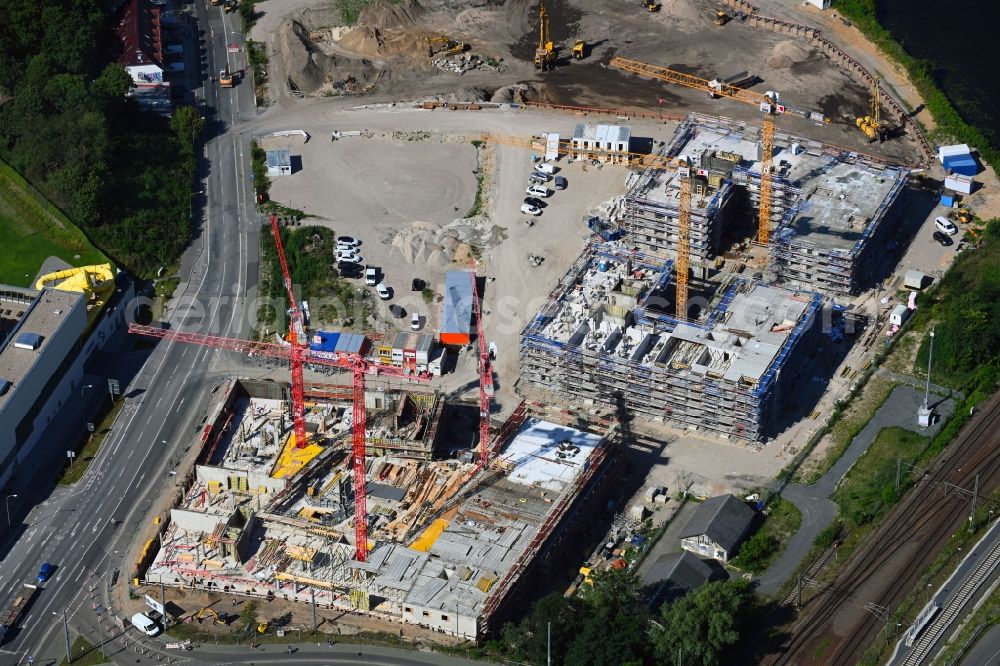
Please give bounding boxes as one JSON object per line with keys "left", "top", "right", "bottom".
{"left": 622, "top": 113, "right": 907, "bottom": 295}
{"left": 142, "top": 375, "right": 620, "bottom": 640}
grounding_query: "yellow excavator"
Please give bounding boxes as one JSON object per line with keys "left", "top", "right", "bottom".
{"left": 572, "top": 40, "right": 585, "bottom": 60}
{"left": 856, "top": 77, "right": 888, "bottom": 143}
{"left": 714, "top": 10, "right": 731, "bottom": 25}
{"left": 643, "top": 0, "right": 660, "bottom": 12}
{"left": 534, "top": 3, "right": 555, "bottom": 70}
{"left": 195, "top": 608, "right": 228, "bottom": 625}
{"left": 427, "top": 36, "right": 467, "bottom": 57}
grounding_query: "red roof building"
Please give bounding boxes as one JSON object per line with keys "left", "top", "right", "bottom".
{"left": 116, "top": 0, "right": 163, "bottom": 68}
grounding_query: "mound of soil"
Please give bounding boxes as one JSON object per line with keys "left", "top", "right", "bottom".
{"left": 767, "top": 39, "right": 813, "bottom": 69}
{"left": 358, "top": 0, "right": 425, "bottom": 29}
{"left": 490, "top": 82, "right": 538, "bottom": 104}
{"left": 661, "top": 0, "right": 702, "bottom": 20}
{"left": 279, "top": 19, "right": 381, "bottom": 93}
{"left": 337, "top": 26, "right": 432, "bottom": 59}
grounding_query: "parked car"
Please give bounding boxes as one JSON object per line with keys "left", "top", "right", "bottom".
{"left": 376, "top": 283, "right": 391, "bottom": 300}
{"left": 338, "top": 262, "right": 362, "bottom": 278}
{"left": 526, "top": 184, "right": 552, "bottom": 198}
{"left": 411, "top": 312, "right": 422, "bottom": 330}
{"left": 411, "top": 278, "right": 426, "bottom": 291}
{"left": 37, "top": 563, "right": 53, "bottom": 583}
{"left": 524, "top": 197, "right": 546, "bottom": 209}
{"left": 554, "top": 176, "right": 568, "bottom": 190}
{"left": 932, "top": 230, "right": 954, "bottom": 247}
{"left": 389, "top": 304, "right": 406, "bottom": 318}
{"left": 528, "top": 172, "right": 551, "bottom": 184}
{"left": 520, "top": 203, "right": 542, "bottom": 216}
{"left": 337, "top": 236, "right": 361, "bottom": 247}
{"left": 336, "top": 250, "right": 362, "bottom": 263}
{"left": 537, "top": 161, "right": 558, "bottom": 174}
{"left": 365, "top": 267, "right": 378, "bottom": 286}
{"left": 934, "top": 216, "right": 958, "bottom": 235}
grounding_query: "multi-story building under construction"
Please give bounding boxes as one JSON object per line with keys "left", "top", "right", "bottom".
{"left": 141, "top": 378, "right": 621, "bottom": 640}
{"left": 622, "top": 113, "right": 908, "bottom": 295}
{"left": 519, "top": 242, "right": 822, "bottom": 441}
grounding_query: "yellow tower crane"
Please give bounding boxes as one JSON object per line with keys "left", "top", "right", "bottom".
{"left": 534, "top": 3, "right": 555, "bottom": 71}
{"left": 608, "top": 57, "right": 828, "bottom": 252}
{"left": 675, "top": 169, "right": 693, "bottom": 318}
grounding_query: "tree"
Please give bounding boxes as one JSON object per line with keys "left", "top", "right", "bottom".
{"left": 501, "top": 593, "right": 580, "bottom": 665}
{"left": 170, "top": 105, "right": 205, "bottom": 152}
{"left": 651, "top": 579, "right": 755, "bottom": 666}
{"left": 239, "top": 601, "right": 258, "bottom": 628}
{"left": 563, "top": 568, "right": 651, "bottom": 666}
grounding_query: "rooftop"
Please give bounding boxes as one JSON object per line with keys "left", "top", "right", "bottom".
{"left": 679, "top": 494, "right": 755, "bottom": 552}
{"left": 266, "top": 150, "right": 291, "bottom": 168}
{"left": 0, "top": 289, "right": 84, "bottom": 409}
{"left": 572, "top": 124, "right": 632, "bottom": 144}
{"left": 116, "top": 0, "right": 163, "bottom": 68}
{"left": 528, "top": 246, "right": 814, "bottom": 384}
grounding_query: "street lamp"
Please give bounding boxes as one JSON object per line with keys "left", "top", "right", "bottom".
{"left": 4, "top": 493, "right": 17, "bottom": 527}
{"left": 53, "top": 610, "right": 71, "bottom": 664}
{"left": 917, "top": 327, "right": 935, "bottom": 427}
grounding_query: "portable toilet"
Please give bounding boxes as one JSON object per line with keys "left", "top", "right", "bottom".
{"left": 940, "top": 190, "right": 956, "bottom": 208}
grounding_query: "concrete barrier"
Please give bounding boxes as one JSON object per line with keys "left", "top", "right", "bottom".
{"left": 261, "top": 129, "right": 310, "bottom": 143}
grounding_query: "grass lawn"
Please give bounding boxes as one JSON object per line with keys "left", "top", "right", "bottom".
{"left": 0, "top": 159, "right": 107, "bottom": 287}
{"left": 731, "top": 497, "right": 802, "bottom": 574}
{"left": 58, "top": 635, "right": 110, "bottom": 666}
{"left": 833, "top": 426, "right": 929, "bottom": 526}
{"left": 58, "top": 396, "right": 124, "bottom": 485}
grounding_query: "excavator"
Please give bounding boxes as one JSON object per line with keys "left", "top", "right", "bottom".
{"left": 856, "top": 77, "right": 889, "bottom": 143}
{"left": 427, "top": 36, "right": 467, "bottom": 57}
{"left": 572, "top": 40, "right": 586, "bottom": 60}
{"left": 194, "top": 608, "right": 229, "bottom": 625}
{"left": 642, "top": 0, "right": 660, "bottom": 12}
{"left": 534, "top": 3, "right": 555, "bottom": 70}
{"left": 714, "top": 10, "right": 731, "bottom": 25}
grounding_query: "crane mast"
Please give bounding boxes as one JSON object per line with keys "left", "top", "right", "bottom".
{"left": 758, "top": 114, "right": 775, "bottom": 245}
{"left": 676, "top": 172, "right": 692, "bottom": 318}
{"left": 469, "top": 265, "right": 493, "bottom": 467}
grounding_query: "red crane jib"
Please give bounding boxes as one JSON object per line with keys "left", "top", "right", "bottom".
{"left": 127, "top": 324, "right": 429, "bottom": 563}
{"left": 469, "top": 266, "right": 493, "bottom": 469}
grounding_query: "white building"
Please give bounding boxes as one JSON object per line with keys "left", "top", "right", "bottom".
{"left": 266, "top": 150, "right": 292, "bottom": 177}
{"left": 678, "top": 494, "right": 755, "bottom": 564}
{"left": 0, "top": 279, "right": 131, "bottom": 492}
{"left": 805, "top": 0, "right": 831, "bottom": 9}
{"left": 571, "top": 124, "right": 631, "bottom": 163}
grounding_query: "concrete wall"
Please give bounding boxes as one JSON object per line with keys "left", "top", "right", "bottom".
{"left": 195, "top": 464, "right": 288, "bottom": 495}
{"left": 402, "top": 604, "right": 478, "bottom": 640}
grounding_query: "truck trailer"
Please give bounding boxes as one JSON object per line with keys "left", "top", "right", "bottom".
{"left": 0, "top": 583, "right": 39, "bottom": 644}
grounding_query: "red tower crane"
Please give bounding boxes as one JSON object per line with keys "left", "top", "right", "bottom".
{"left": 129, "top": 324, "right": 429, "bottom": 561}
{"left": 468, "top": 264, "right": 493, "bottom": 467}
{"left": 267, "top": 213, "right": 309, "bottom": 448}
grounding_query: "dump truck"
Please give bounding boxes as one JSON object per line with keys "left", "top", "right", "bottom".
{"left": 0, "top": 583, "right": 39, "bottom": 645}
{"left": 219, "top": 66, "right": 234, "bottom": 87}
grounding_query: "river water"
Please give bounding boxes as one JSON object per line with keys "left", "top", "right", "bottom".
{"left": 877, "top": 0, "right": 1000, "bottom": 150}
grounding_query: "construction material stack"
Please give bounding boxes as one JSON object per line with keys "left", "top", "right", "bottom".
{"left": 0, "top": 584, "right": 38, "bottom": 645}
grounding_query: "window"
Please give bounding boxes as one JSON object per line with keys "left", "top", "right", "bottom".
{"left": 422, "top": 611, "right": 430, "bottom": 618}
{"left": 441, "top": 614, "right": 449, "bottom": 621}
{"left": 404, "top": 607, "right": 412, "bottom": 614}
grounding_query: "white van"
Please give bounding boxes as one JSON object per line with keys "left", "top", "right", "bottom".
{"left": 934, "top": 216, "right": 958, "bottom": 235}
{"left": 131, "top": 613, "right": 161, "bottom": 637}
{"left": 537, "top": 161, "right": 557, "bottom": 174}
{"left": 365, "top": 267, "right": 378, "bottom": 286}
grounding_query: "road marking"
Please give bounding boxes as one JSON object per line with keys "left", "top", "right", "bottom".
{"left": 74, "top": 565, "right": 85, "bottom": 582}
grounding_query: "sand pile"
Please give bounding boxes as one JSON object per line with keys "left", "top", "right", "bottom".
{"left": 767, "top": 40, "right": 813, "bottom": 69}
{"left": 660, "top": 0, "right": 702, "bottom": 20}
{"left": 358, "top": 0, "right": 425, "bottom": 29}
{"left": 279, "top": 19, "right": 381, "bottom": 93}
{"left": 391, "top": 219, "right": 505, "bottom": 266}
{"left": 337, "top": 26, "right": 432, "bottom": 59}
{"left": 490, "top": 82, "right": 538, "bottom": 104}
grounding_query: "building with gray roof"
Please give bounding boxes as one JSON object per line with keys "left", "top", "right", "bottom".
{"left": 679, "top": 494, "right": 756, "bottom": 564}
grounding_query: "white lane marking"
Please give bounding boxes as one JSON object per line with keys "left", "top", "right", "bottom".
{"left": 133, "top": 473, "right": 146, "bottom": 490}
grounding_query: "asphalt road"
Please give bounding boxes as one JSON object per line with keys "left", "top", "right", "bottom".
{"left": 0, "top": 3, "right": 256, "bottom": 664}
{"left": 960, "top": 624, "right": 1000, "bottom": 666}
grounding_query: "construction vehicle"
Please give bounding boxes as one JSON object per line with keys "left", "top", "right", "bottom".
{"left": 427, "top": 37, "right": 467, "bottom": 57}
{"left": 534, "top": 3, "right": 555, "bottom": 71}
{"left": 714, "top": 10, "right": 731, "bottom": 26}
{"left": 129, "top": 214, "right": 431, "bottom": 564}
{"left": 856, "top": 77, "right": 888, "bottom": 143}
{"left": 643, "top": 0, "right": 660, "bottom": 12}
{"left": 0, "top": 584, "right": 38, "bottom": 645}
{"left": 223, "top": 0, "right": 238, "bottom": 13}
{"left": 195, "top": 607, "right": 228, "bottom": 625}
{"left": 219, "top": 66, "right": 234, "bottom": 88}
{"left": 211, "top": 0, "right": 222, "bottom": 5}
{"left": 572, "top": 40, "right": 585, "bottom": 60}
{"left": 469, "top": 264, "right": 494, "bottom": 468}
{"left": 257, "top": 621, "right": 269, "bottom": 634}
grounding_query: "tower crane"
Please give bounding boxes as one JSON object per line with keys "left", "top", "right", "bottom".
{"left": 480, "top": 133, "right": 695, "bottom": 318}
{"left": 609, "top": 57, "right": 828, "bottom": 248}
{"left": 534, "top": 2, "right": 555, "bottom": 71}
{"left": 468, "top": 264, "right": 493, "bottom": 467}
{"left": 268, "top": 213, "right": 310, "bottom": 448}
{"left": 131, "top": 214, "right": 430, "bottom": 563}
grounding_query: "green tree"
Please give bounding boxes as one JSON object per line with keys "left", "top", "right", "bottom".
{"left": 239, "top": 601, "right": 258, "bottom": 627}
{"left": 170, "top": 105, "right": 205, "bottom": 152}
{"left": 651, "top": 579, "right": 754, "bottom": 666}
{"left": 501, "top": 593, "right": 580, "bottom": 665}
{"left": 564, "top": 568, "right": 651, "bottom": 666}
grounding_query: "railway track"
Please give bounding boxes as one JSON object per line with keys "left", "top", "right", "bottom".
{"left": 770, "top": 394, "right": 1000, "bottom": 665}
